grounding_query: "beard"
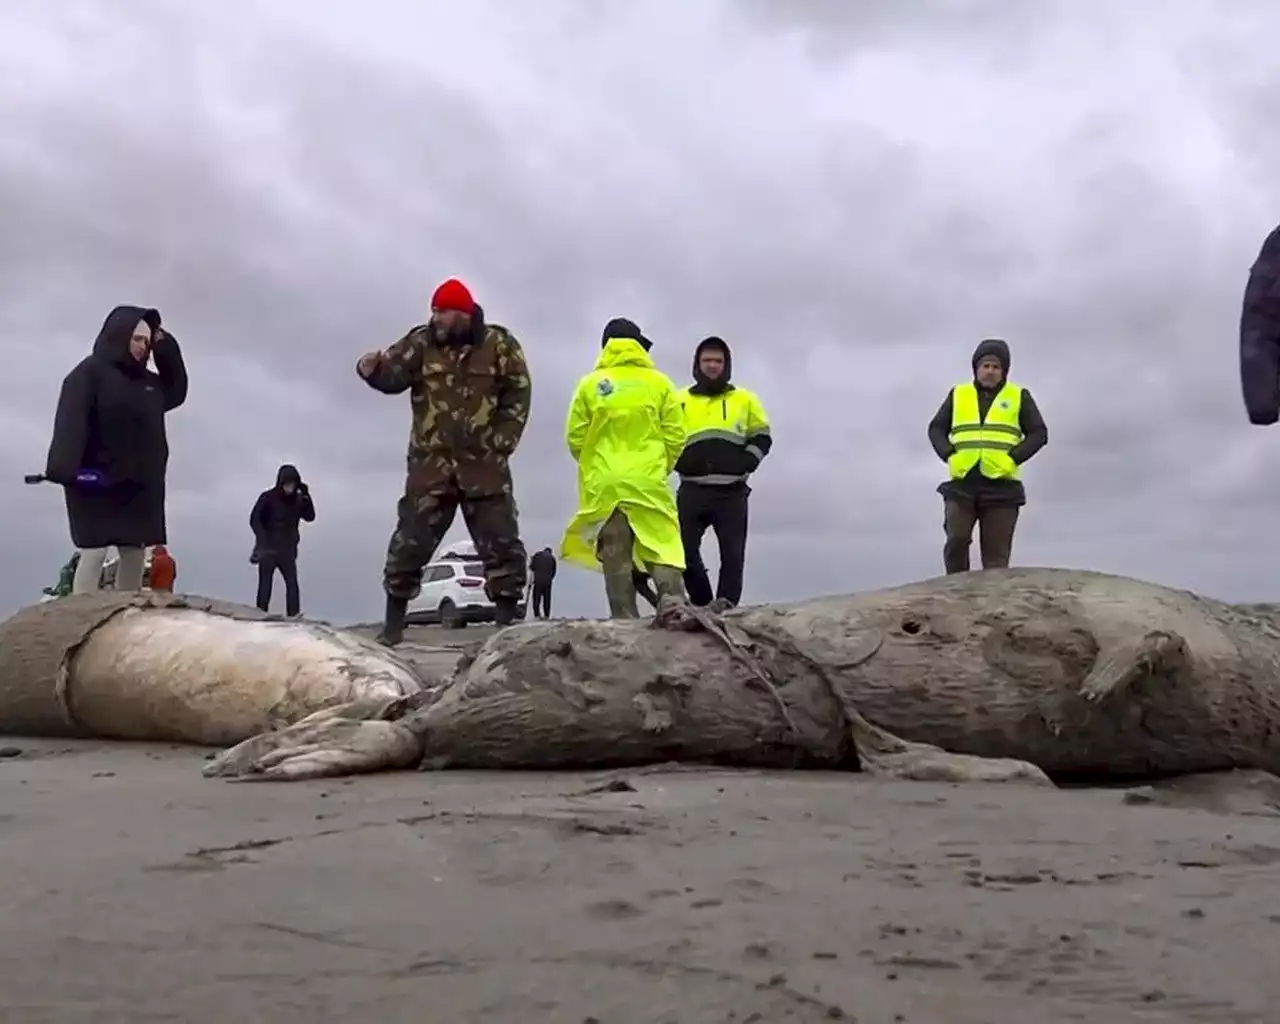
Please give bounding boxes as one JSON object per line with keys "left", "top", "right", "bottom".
{"left": 432, "top": 317, "right": 470, "bottom": 344}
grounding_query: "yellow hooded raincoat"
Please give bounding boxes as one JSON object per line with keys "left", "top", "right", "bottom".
{"left": 560, "top": 338, "right": 687, "bottom": 572}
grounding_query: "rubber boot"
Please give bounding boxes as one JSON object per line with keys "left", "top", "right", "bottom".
{"left": 493, "top": 596, "right": 519, "bottom": 627}
{"left": 603, "top": 571, "right": 640, "bottom": 618}
{"left": 648, "top": 565, "right": 687, "bottom": 602}
{"left": 376, "top": 594, "right": 408, "bottom": 647}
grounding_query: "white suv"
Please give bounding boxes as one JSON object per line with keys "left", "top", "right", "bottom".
{"left": 407, "top": 558, "right": 525, "bottom": 628}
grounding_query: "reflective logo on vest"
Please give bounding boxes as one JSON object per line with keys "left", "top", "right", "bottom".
{"left": 597, "top": 378, "right": 614, "bottom": 397}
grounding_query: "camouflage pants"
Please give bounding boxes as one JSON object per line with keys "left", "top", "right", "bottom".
{"left": 596, "top": 508, "right": 685, "bottom": 618}
{"left": 384, "top": 487, "right": 527, "bottom": 602}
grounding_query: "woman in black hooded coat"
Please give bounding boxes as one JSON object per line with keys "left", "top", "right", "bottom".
{"left": 44, "top": 305, "right": 188, "bottom": 593}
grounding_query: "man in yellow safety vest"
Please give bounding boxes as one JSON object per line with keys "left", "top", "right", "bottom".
{"left": 926, "top": 339, "right": 1048, "bottom": 573}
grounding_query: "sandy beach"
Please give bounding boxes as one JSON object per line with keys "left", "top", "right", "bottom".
{"left": 1, "top": 626, "right": 1278, "bottom": 1022}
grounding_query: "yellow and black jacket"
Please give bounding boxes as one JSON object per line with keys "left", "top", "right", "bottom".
{"left": 674, "top": 337, "right": 772, "bottom": 486}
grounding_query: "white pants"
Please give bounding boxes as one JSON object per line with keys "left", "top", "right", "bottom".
{"left": 72, "top": 546, "right": 146, "bottom": 594}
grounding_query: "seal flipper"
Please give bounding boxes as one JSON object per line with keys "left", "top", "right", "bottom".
{"left": 1078, "top": 630, "right": 1189, "bottom": 703}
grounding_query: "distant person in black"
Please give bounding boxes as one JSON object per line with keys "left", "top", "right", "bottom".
{"left": 528, "top": 547, "right": 557, "bottom": 618}
{"left": 249, "top": 464, "right": 315, "bottom": 617}
{"left": 43, "top": 305, "right": 188, "bottom": 594}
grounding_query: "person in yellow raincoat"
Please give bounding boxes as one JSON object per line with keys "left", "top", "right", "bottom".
{"left": 561, "top": 318, "right": 688, "bottom": 617}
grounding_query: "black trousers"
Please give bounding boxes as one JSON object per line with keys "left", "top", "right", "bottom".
{"left": 531, "top": 580, "right": 552, "bottom": 618}
{"left": 256, "top": 555, "right": 301, "bottom": 617}
{"left": 633, "top": 570, "right": 659, "bottom": 610}
{"left": 678, "top": 482, "right": 749, "bottom": 607}
{"left": 942, "top": 499, "right": 1020, "bottom": 574}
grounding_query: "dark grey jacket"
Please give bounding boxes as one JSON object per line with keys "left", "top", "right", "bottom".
{"left": 1240, "top": 224, "right": 1280, "bottom": 424}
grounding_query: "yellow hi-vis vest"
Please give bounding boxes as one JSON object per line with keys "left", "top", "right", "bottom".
{"left": 947, "top": 381, "right": 1024, "bottom": 480}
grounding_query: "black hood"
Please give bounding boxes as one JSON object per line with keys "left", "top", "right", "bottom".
{"left": 92, "top": 305, "right": 160, "bottom": 372}
{"left": 275, "top": 464, "right": 301, "bottom": 488}
{"left": 467, "top": 303, "right": 487, "bottom": 345}
{"left": 601, "top": 317, "right": 652, "bottom": 351}
{"left": 690, "top": 336, "right": 734, "bottom": 395}
{"left": 971, "top": 338, "right": 1010, "bottom": 381}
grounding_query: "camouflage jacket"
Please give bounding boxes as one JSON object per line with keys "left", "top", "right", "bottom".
{"left": 363, "top": 318, "right": 531, "bottom": 496}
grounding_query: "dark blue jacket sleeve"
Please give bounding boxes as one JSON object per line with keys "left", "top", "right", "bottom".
{"left": 1240, "top": 225, "right": 1280, "bottom": 425}
{"left": 44, "top": 362, "right": 94, "bottom": 485}
{"left": 152, "top": 330, "right": 189, "bottom": 412}
{"left": 249, "top": 492, "right": 269, "bottom": 542}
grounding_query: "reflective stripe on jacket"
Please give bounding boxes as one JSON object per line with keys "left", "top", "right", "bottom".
{"left": 947, "top": 381, "right": 1024, "bottom": 480}
{"left": 674, "top": 386, "right": 771, "bottom": 485}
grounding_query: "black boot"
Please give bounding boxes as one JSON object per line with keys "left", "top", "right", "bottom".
{"left": 376, "top": 594, "right": 408, "bottom": 647}
{"left": 493, "top": 596, "right": 519, "bottom": 627}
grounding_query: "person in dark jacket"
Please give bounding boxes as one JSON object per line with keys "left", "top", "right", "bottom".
{"left": 44, "top": 305, "right": 188, "bottom": 594}
{"left": 1240, "top": 223, "right": 1280, "bottom": 424}
{"left": 926, "top": 338, "right": 1048, "bottom": 574}
{"left": 674, "top": 336, "right": 772, "bottom": 610}
{"left": 250, "top": 464, "right": 315, "bottom": 617}
{"left": 528, "top": 547, "right": 557, "bottom": 618}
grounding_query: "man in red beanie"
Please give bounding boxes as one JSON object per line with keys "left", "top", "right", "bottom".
{"left": 356, "top": 276, "right": 531, "bottom": 645}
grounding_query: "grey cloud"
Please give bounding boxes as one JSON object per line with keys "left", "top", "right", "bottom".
{"left": 2, "top": 0, "right": 1279, "bottom": 624}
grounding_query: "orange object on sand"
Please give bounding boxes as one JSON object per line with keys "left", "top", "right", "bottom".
{"left": 149, "top": 545, "right": 177, "bottom": 592}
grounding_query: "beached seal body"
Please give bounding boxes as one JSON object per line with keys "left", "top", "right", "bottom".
{"left": 206, "top": 568, "right": 1280, "bottom": 783}
{"left": 0, "top": 592, "right": 423, "bottom": 746}
{"left": 760, "top": 568, "right": 1280, "bottom": 777}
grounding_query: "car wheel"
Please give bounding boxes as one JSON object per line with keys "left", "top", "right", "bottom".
{"left": 440, "top": 599, "right": 465, "bottom": 629}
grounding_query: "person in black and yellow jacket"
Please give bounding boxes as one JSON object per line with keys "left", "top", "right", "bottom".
{"left": 927, "top": 338, "right": 1047, "bottom": 574}
{"left": 674, "top": 336, "right": 772, "bottom": 608}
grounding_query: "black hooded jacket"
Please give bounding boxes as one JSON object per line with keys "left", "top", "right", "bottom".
{"left": 926, "top": 339, "right": 1048, "bottom": 505}
{"left": 1240, "top": 223, "right": 1280, "bottom": 424}
{"left": 673, "top": 336, "right": 773, "bottom": 482}
{"left": 529, "top": 548, "right": 557, "bottom": 584}
{"left": 689, "top": 335, "right": 733, "bottom": 396}
{"left": 45, "top": 305, "right": 188, "bottom": 548}
{"left": 250, "top": 464, "right": 316, "bottom": 560}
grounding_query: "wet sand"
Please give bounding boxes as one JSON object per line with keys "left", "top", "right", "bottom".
{"left": 1, "top": 743, "right": 1278, "bottom": 1022}
{"left": 2, "top": 625, "right": 1278, "bottom": 1021}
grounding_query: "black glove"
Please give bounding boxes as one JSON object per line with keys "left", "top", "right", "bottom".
{"left": 297, "top": 482, "right": 309, "bottom": 496}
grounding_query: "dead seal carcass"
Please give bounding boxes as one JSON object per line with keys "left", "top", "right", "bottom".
{"left": 0, "top": 592, "right": 424, "bottom": 746}
{"left": 205, "top": 567, "right": 1280, "bottom": 784}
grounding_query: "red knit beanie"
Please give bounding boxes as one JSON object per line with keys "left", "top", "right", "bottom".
{"left": 431, "top": 277, "right": 476, "bottom": 314}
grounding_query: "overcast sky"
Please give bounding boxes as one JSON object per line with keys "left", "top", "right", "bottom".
{"left": 1, "top": 0, "right": 1277, "bottom": 624}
